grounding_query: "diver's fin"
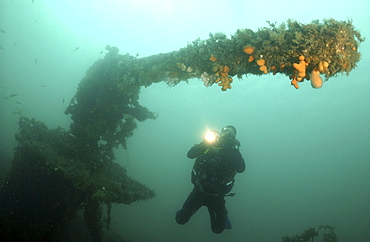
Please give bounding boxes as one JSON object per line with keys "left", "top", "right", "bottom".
{"left": 225, "top": 214, "right": 232, "bottom": 229}
{"left": 225, "top": 192, "right": 236, "bottom": 197}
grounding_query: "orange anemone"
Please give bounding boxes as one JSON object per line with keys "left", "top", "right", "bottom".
{"left": 209, "top": 54, "right": 217, "bottom": 62}
{"left": 243, "top": 46, "right": 254, "bottom": 55}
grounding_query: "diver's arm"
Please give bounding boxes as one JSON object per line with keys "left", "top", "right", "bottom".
{"left": 233, "top": 150, "right": 246, "bottom": 173}
{"left": 187, "top": 142, "right": 208, "bottom": 159}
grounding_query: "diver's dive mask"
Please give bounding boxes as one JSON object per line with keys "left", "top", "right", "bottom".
{"left": 220, "top": 125, "right": 236, "bottom": 140}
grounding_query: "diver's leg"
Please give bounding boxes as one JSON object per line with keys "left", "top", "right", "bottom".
{"left": 175, "top": 187, "right": 203, "bottom": 225}
{"left": 207, "top": 196, "right": 227, "bottom": 234}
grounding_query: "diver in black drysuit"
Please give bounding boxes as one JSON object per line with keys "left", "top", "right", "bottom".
{"left": 175, "top": 125, "right": 245, "bottom": 234}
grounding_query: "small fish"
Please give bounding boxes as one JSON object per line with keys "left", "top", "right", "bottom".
{"left": 13, "top": 42, "right": 17, "bottom": 47}
{"left": 63, "top": 98, "right": 65, "bottom": 104}
{"left": 0, "top": 46, "right": 3, "bottom": 51}
{"left": 9, "top": 93, "right": 18, "bottom": 98}
{"left": 69, "top": 133, "right": 78, "bottom": 139}
{"left": 3, "top": 96, "right": 9, "bottom": 99}
{"left": 74, "top": 47, "right": 80, "bottom": 51}
{"left": 0, "top": 29, "right": 6, "bottom": 34}
{"left": 40, "top": 85, "right": 46, "bottom": 87}
{"left": 99, "top": 51, "right": 103, "bottom": 54}
{"left": 32, "top": 0, "right": 34, "bottom": 4}
{"left": 16, "top": 101, "right": 21, "bottom": 104}
{"left": 35, "top": 58, "right": 37, "bottom": 64}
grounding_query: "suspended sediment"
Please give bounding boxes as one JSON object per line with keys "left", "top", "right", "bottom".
{"left": 0, "top": 18, "right": 363, "bottom": 241}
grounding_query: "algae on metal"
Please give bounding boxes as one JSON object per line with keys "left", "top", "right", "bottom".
{"left": 98, "top": 18, "right": 363, "bottom": 92}
{"left": 282, "top": 225, "right": 338, "bottom": 242}
{"left": 0, "top": 118, "right": 155, "bottom": 241}
{"left": 0, "top": 19, "right": 363, "bottom": 241}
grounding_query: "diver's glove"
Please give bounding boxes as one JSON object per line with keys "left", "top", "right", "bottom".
{"left": 188, "top": 142, "right": 209, "bottom": 158}
{"left": 204, "top": 146, "right": 221, "bottom": 156}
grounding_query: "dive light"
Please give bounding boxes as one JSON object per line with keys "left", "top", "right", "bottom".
{"left": 203, "top": 130, "right": 220, "bottom": 144}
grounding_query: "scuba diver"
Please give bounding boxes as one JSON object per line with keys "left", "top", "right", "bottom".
{"left": 175, "top": 125, "right": 245, "bottom": 234}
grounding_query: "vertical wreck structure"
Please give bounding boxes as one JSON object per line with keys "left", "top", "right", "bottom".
{"left": 0, "top": 19, "right": 363, "bottom": 241}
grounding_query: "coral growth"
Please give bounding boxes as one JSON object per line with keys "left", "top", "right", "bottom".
{"left": 209, "top": 54, "right": 217, "bottom": 62}
{"left": 310, "top": 69, "right": 323, "bottom": 88}
{"left": 294, "top": 56, "right": 307, "bottom": 81}
{"left": 0, "top": 117, "right": 155, "bottom": 241}
{"left": 291, "top": 55, "right": 308, "bottom": 89}
{"left": 282, "top": 225, "right": 337, "bottom": 242}
{"left": 215, "top": 65, "right": 233, "bottom": 91}
{"left": 0, "top": 18, "right": 364, "bottom": 242}
{"left": 257, "top": 59, "right": 268, "bottom": 74}
{"left": 310, "top": 61, "right": 329, "bottom": 88}
{"left": 201, "top": 72, "right": 216, "bottom": 87}
{"left": 243, "top": 45, "right": 254, "bottom": 54}
{"left": 108, "top": 19, "right": 363, "bottom": 91}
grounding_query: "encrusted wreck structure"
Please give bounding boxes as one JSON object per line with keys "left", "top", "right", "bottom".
{"left": 0, "top": 19, "right": 363, "bottom": 241}
{"left": 103, "top": 18, "right": 363, "bottom": 91}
